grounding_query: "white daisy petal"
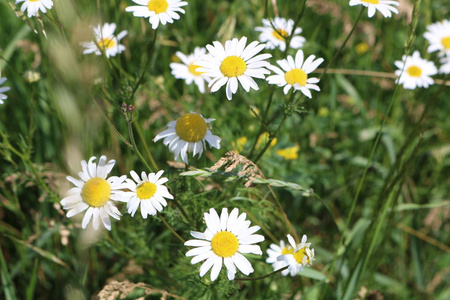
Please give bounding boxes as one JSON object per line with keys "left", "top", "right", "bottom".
{"left": 348, "top": 0, "right": 399, "bottom": 18}
{"left": 125, "top": 0, "right": 187, "bottom": 29}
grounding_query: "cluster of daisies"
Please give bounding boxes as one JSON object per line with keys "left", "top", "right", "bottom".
{"left": 61, "top": 155, "right": 315, "bottom": 280}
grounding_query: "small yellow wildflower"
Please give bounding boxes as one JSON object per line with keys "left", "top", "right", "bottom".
{"left": 257, "top": 132, "right": 277, "bottom": 149}
{"left": 276, "top": 145, "right": 300, "bottom": 160}
{"left": 355, "top": 42, "right": 369, "bottom": 55}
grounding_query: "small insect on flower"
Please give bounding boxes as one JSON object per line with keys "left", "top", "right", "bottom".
{"left": 274, "top": 234, "right": 315, "bottom": 276}
{"left": 196, "top": 36, "right": 272, "bottom": 100}
{"left": 0, "top": 78, "right": 11, "bottom": 105}
{"left": 424, "top": 20, "right": 450, "bottom": 56}
{"left": 255, "top": 17, "right": 306, "bottom": 51}
{"left": 185, "top": 208, "right": 265, "bottom": 281}
{"left": 170, "top": 47, "right": 211, "bottom": 93}
{"left": 348, "top": 0, "right": 399, "bottom": 18}
{"left": 125, "top": 0, "right": 188, "bottom": 30}
{"left": 60, "top": 156, "right": 127, "bottom": 231}
{"left": 266, "top": 50, "right": 324, "bottom": 98}
{"left": 394, "top": 51, "right": 438, "bottom": 89}
{"left": 154, "top": 112, "right": 221, "bottom": 164}
{"left": 81, "top": 23, "right": 128, "bottom": 58}
{"left": 122, "top": 170, "right": 173, "bottom": 218}
{"left": 15, "top": 0, "right": 53, "bottom": 18}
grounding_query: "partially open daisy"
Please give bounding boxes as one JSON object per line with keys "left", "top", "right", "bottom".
{"left": 255, "top": 17, "right": 306, "bottom": 51}
{"left": 349, "top": 0, "right": 399, "bottom": 18}
{"left": 276, "top": 234, "right": 315, "bottom": 276}
{"left": 0, "top": 78, "right": 11, "bottom": 105}
{"left": 170, "top": 47, "right": 210, "bottom": 93}
{"left": 394, "top": 51, "right": 438, "bottom": 89}
{"left": 196, "top": 36, "right": 272, "bottom": 100}
{"left": 81, "top": 23, "right": 127, "bottom": 58}
{"left": 60, "top": 156, "right": 127, "bottom": 231}
{"left": 266, "top": 50, "right": 324, "bottom": 98}
{"left": 185, "top": 208, "right": 264, "bottom": 281}
{"left": 122, "top": 170, "right": 173, "bottom": 218}
{"left": 15, "top": 0, "right": 53, "bottom": 18}
{"left": 424, "top": 20, "right": 450, "bottom": 56}
{"left": 266, "top": 239, "right": 292, "bottom": 276}
{"left": 154, "top": 112, "right": 221, "bottom": 164}
{"left": 125, "top": 0, "right": 188, "bottom": 30}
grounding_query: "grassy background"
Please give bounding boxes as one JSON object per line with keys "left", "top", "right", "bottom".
{"left": 1, "top": 0, "right": 450, "bottom": 299}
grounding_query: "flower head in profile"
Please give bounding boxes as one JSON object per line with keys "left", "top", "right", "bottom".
{"left": 349, "top": 0, "right": 399, "bottom": 18}
{"left": 275, "top": 234, "right": 315, "bottom": 276}
{"left": 255, "top": 17, "right": 306, "bottom": 51}
{"left": 196, "top": 36, "right": 272, "bottom": 100}
{"left": 81, "top": 23, "right": 128, "bottom": 58}
{"left": 266, "top": 50, "right": 324, "bottom": 98}
{"left": 394, "top": 51, "right": 438, "bottom": 89}
{"left": 424, "top": 20, "right": 450, "bottom": 56}
{"left": 60, "top": 156, "right": 127, "bottom": 231}
{"left": 15, "top": 0, "right": 53, "bottom": 18}
{"left": 125, "top": 0, "right": 188, "bottom": 30}
{"left": 0, "top": 78, "right": 11, "bottom": 105}
{"left": 185, "top": 208, "right": 265, "bottom": 281}
{"left": 122, "top": 170, "right": 173, "bottom": 218}
{"left": 170, "top": 47, "right": 210, "bottom": 93}
{"left": 154, "top": 112, "right": 221, "bottom": 164}
{"left": 439, "top": 52, "right": 450, "bottom": 74}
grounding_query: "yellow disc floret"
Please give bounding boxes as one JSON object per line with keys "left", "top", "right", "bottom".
{"left": 81, "top": 177, "right": 111, "bottom": 207}
{"left": 98, "top": 38, "right": 115, "bottom": 50}
{"left": 407, "top": 65, "right": 422, "bottom": 77}
{"left": 293, "top": 248, "right": 311, "bottom": 265}
{"left": 175, "top": 113, "right": 208, "bottom": 142}
{"left": 147, "top": 0, "right": 169, "bottom": 14}
{"left": 220, "top": 56, "right": 247, "bottom": 77}
{"left": 188, "top": 62, "right": 204, "bottom": 76}
{"left": 281, "top": 247, "right": 293, "bottom": 255}
{"left": 211, "top": 231, "right": 239, "bottom": 258}
{"left": 441, "top": 37, "right": 450, "bottom": 50}
{"left": 272, "top": 29, "right": 289, "bottom": 41}
{"left": 361, "top": 0, "right": 379, "bottom": 4}
{"left": 136, "top": 182, "right": 157, "bottom": 200}
{"left": 285, "top": 68, "right": 308, "bottom": 86}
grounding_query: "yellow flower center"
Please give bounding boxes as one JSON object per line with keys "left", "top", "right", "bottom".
{"left": 136, "top": 182, "right": 157, "bottom": 200}
{"left": 147, "top": 0, "right": 169, "bottom": 14}
{"left": 272, "top": 29, "right": 289, "bottom": 41}
{"left": 407, "top": 65, "right": 422, "bottom": 77}
{"left": 285, "top": 68, "right": 308, "bottom": 86}
{"left": 211, "top": 231, "right": 239, "bottom": 258}
{"left": 188, "top": 62, "right": 203, "bottom": 76}
{"left": 361, "top": 0, "right": 379, "bottom": 4}
{"left": 281, "top": 247, "right": 293, "bottom": 255}
{"left": 81, "top": 177, "right": 111, "bottom": 207}
{"left": 98, "top": 38, "right": 115, "bottom": 50}
{"left": 220, "top": 56, "right": 247, "bottom": 77}
{"left": 441, "top": 37, "right": 450, "bottom": 49}
{"left": 175, "top": 113, "right": 207, "bottom": 142}
{"left": 29, "top": 0, "right": 40, "bottom": 2}
{"left": 293, "top": 248, "right": 311, "bottom": 265}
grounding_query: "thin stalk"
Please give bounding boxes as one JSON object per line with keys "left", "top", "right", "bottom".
{"left": 158, "top": 214, "right": 185, "bottom": 244}
{"left": 127, "top": 119, "right": 153, "bottom": 172}
{"left": 134, "top": 122, "right": 159, "bottom": 171}
{"left": 236, "top": 266, "right": 289, "bottom": 281}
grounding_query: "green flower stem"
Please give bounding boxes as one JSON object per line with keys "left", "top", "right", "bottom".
{"left": 158, "top": 214, "right": 185, "bottom": 244}
{"left": 236, "top": 266, "right": 289, "bottom": 281}
{"left": 134, "top": 122, "right": 159, "bottom": 171}
{"left": 283, "top": 0, "right": 307, "bottom": 57}
{"left": 127, "top": 119, "right": 154, "bottom": 173}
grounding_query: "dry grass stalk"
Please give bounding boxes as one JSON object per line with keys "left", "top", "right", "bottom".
{"left": 95, "top": 280, "right": 187, "bottom": 300}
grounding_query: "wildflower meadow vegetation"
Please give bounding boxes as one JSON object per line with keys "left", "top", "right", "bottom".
{"left": 1, "top": 0, "right": 450, "bottom": 299}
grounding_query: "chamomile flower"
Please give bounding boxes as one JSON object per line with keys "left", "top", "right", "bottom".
{"left": 394, "top": 51, "right": 438, "bottom": 89}
{"left": 122, "top": 170, "right": 173, "bottom": 218}
{"left": 153, "top": 112, "right": 221, "bottom": 164}
{"left": 60, "top": 156, "right": 127, "bottom": 231}
{"left": 349, "top": 0, "right": 399, "bottom": 18}
{"left": 185, "top": 208, "right": 265, "bottom": 281}
{"left": 276, "top": 234, "right": 315, "bottom": 276}
{"left": 125, "top": 0, "right": 188, "bottom": 30}
{"left": 0, "top": 78, "right": 11, "bottom": 105}
{"left": 266, "top": 50, "right": 324, "bottom": 98}
{"left": 266, "top": 240, "right": 292, "bottom": 276}
{"left": 170, "top": 47, "right": 210, "bottom": 93}
{"left": 424, "top": 20, "right": 450, "bottom": 56}
{"left": 15, "top": 0, "right": 53, "bottom": 18}
{"left": 255, "top": 17, "right": 306, "bottom": 51}
{"left": 439, "top": 52, "right": 450, "bottom": 74}
{"left": 81, "top": 23, "right": 128, "bottom": 58}
{"left": 196, "top": 36, "right": 272, "bottom": 100}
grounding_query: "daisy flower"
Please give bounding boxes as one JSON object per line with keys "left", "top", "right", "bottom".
{"left": 154, "top": 112, "right": 221, "bottom": 164}
{"left": 424, "top": 20, "right": 450, "bottom": 56}
{"left": 439, "top": 52, "right": 450, "bottom": 74}
{"left": 170, "top": 47, "right": 210, "bottom": 93}
{"left": 185, "top": 208, "right": 265, "bottom": 281}
{"left": 276, "top": 234, "right": 315, "bottom": 276}
{"left": 196, "top": 36, "right": 272, "bottom": 100}
{"left": 394, "top": 51, "right": 438, "bottom": 89}
{"left": 266, "top": 239, "right": 292, "bottom": 276}
{"left": 266, "top": 50, "right": 324, "bottom": 98}
{"left": 0, "top": 78, "right": 11, "bottom": 105}
{"left": 60, "top": 156, "right": 127, "bottom": 231}
{"left": 348, "top": 0, "right": 399, "bottom": 18}
{"left": 15, "top": 0, "right": 53, "bottom": 18}
{"left": 255, "top": 17, "right": 306, "bottom": 51}
{"left": 81, "top": 23, "right": 127, "bottom": 58}
{"left": 122, "top": 170, "right": 173, "bottom": 218}
{"left": 125, "top": 0, "right": 188, "bottom": 30}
